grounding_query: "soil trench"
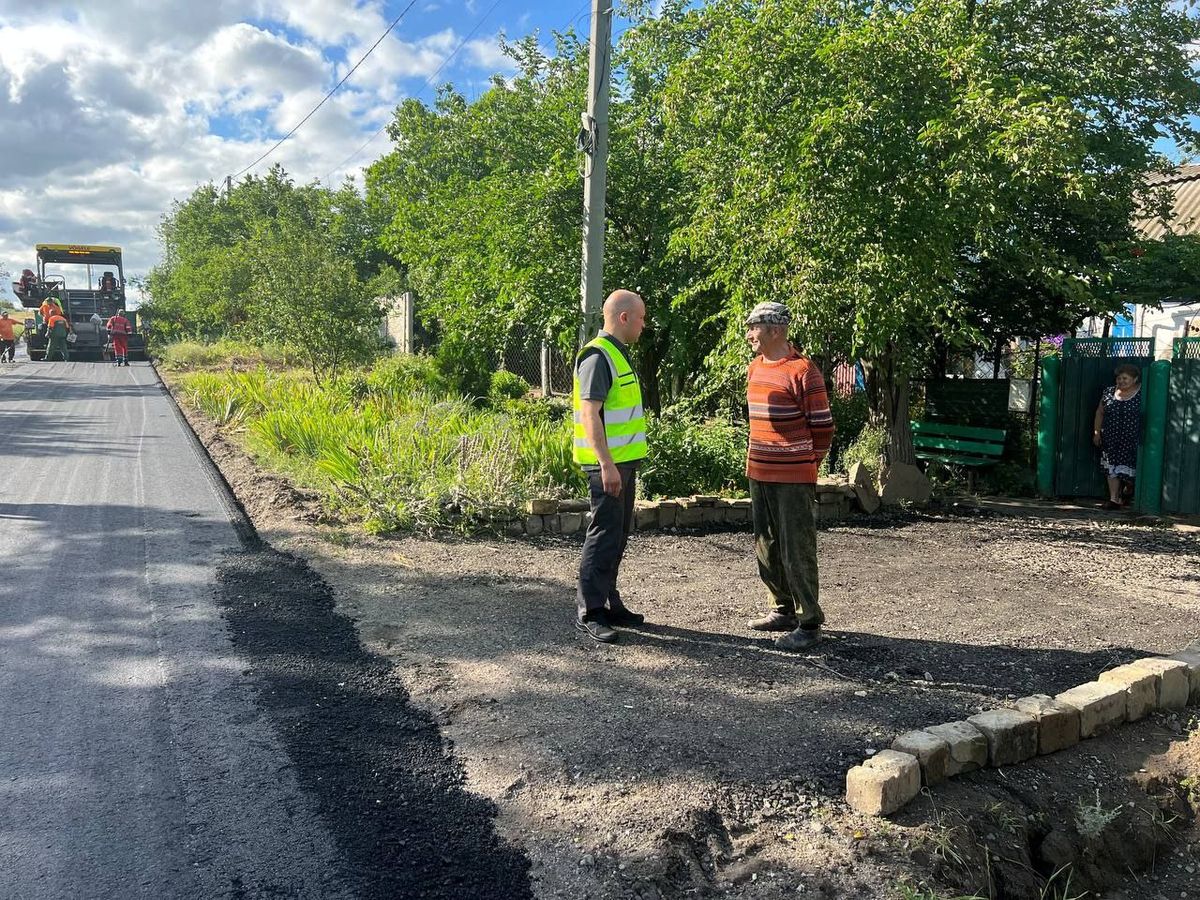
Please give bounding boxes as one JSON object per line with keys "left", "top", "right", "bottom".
{"left": 170, "top": 383, "right": 1200, "bottom": 899}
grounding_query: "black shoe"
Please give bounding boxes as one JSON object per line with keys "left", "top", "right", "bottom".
{"left": 576, "top": 613, "right": 618, "bottom": 644}
{"left": 775, "top": 627, "right": 822, "bottom": 653}
{"left": 749, "top": 611, "right": 799, "bottom": 632}
{"left": 607, "top": 604, "right": 644, "bottom": 627}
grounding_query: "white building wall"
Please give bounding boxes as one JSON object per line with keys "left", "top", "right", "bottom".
{"left": 1135, "top": 302, "right": 1200, "bottom": 358}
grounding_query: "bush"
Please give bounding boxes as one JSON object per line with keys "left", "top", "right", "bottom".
{"left": 640, "top": 410, "right": 747, "bottom": 498}
{"left": 827, "top": 390, "right": 869, "bottom": 472}
{"left": 434, "top": 335, "right": 495, "bottom": 400}
{"left": 365, "top": 353, "right": 451, "bottom": 398}
{"left": 490, "top": 370, "right": 530, "bottom": 401}
{"left": 840, "top": 423, "right": 888, "bottom": 476}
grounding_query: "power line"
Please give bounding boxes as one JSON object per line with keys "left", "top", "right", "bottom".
{"left": 325, "top": 0, "right": 594, "bottom": 184}
{"left": 228, "top": 0, "right": 420, "bottom": 181}
{"left": 324, "top": 0, "right": 512, "bottom": 184}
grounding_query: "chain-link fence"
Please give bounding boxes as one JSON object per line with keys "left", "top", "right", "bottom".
{"left": 499, "top": 326, "right": 575, "bottom": 396}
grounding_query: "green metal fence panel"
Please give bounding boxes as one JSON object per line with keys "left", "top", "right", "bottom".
{"left": 1054, "top": 338, "right": 1155, "bottom": 499}
{"left": 1163, "top": 338, "right": 1200, "bottom": 515}
{"left": 1037, "top": 355, "right": 1059, "bottom": 496}
{"left": 1136, "top": 360, "right": 1170, "bottom": 515}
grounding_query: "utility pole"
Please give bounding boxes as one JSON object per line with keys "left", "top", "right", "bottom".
{"left": 225, "top": 175, "right": 233, "bottom": 198}
{"left": 578, "top": 0, "right": 613, "bottom": 345}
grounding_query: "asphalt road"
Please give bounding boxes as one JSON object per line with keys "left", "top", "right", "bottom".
{"left": 0, "top": 361, "right": 352, "bottom": 899}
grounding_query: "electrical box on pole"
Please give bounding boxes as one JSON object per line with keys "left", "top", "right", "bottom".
{"left": 577, "top": 0, "right": 613, "bottom": 345}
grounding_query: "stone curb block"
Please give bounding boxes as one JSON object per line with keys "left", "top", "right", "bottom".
{"left": 1015, "top": 695, "right": 1081, "bottom": 755}
{"left": 967, "top": 709, "right": 1039, "bottom": 767}
{"left": 514, "top": 483, "right": 862, "bottom": 536}
{"left": 920, "top": 722, "right": 987, "bottom": 777}
{"left": 891, "top": 731, "right": 950, "bottom": 786}
{"left": 844, "top": 646, "right": 1197, "bottom": 818}
{"left": 1055, "top": 681, "right": 1127, "bottom": 738}
{"left": 1167, "top": 646, "right": 1200, "bottom": 705}
{"left": 1124, "top": 658, "right": 1190, "bottom": 710}
{"left": 1098, "top": 664, "right": 1158, "bottom": 721}
{"left": 846, "top": 750, "right": 921, "bottom": 816}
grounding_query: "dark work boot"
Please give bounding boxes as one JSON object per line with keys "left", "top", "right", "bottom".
{"left": 749, "top": 611, "right": 799, "bottom": 632}
{"left": 607, "top": 603, "right": 644, "bottom": 627}
{"left": 775, "top": 627, "right": 822, "bottom": 653}
{"left": 576, "top": 611, "right": 618, "bottom": 644}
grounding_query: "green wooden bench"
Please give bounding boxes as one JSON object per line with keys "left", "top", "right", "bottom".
{"left": 911, "top": 420, "right": 1007, "bottom": 490}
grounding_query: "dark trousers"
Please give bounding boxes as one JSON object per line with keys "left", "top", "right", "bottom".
{"left": 577, "top": 465, "right": 637, "bottom": 619}
{"left": 45, "top": 336, "right": 68, "bottom": 362}
{"left": 749, "top": 479, "right": 824, "bottom": 629}
{"left": 0, "top": 339, "right": 13, "bottom": 361}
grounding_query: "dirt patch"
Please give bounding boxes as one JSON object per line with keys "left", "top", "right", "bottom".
{"left": 167, "top": 377, "right": 1200, "bottom": 899}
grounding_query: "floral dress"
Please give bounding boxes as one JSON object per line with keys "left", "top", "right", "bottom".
{"left": 1099, "top": 386, "right": 1142, "bottom": 478}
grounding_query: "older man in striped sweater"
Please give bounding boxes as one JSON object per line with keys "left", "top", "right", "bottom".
{"left": 743, "top": 302, "right": 835, "bottom": 652}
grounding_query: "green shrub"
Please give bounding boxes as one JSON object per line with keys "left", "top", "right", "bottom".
{"left": 434, "top": 335, "right": 495, "bottom": 400}
{"left": 840, "top": 423, "right": 888, "bottom": 476}
{"left": 365, "top": 353, "right": 451, "bottom": 398}
{"left": 827, "top": 390, "right": 869, "bottom": 471}
{"left": 490, "top": 370, "right": 530, "bottom": 401}
{"left": 640, "top": 410, "right": 747, "bottom": 498}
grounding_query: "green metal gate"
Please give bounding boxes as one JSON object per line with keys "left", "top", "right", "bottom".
{"left": 1054, "top": 338, "right": 1155, "bottom": 499}
{"left": 1163, "top": 338, "right": 1200, "bottom": 515}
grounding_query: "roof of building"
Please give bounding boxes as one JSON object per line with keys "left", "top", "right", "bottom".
{"left": 1138, "top": 165, "right": 1200, "bottom": 240}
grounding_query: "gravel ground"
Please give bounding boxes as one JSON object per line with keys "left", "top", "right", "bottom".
{"left": 173, "top": 390, "right": 1200, "bottom": 900}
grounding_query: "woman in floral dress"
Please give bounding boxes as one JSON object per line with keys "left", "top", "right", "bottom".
{"left": 1092, "top": 364, "right": 1142, "bottom": 510}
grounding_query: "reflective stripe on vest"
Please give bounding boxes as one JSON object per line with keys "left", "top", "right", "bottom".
{"left": 572, "top": 336, "right": 648, "bottom": 466}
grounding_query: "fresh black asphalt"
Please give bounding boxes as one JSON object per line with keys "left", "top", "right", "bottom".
{"left": 0, "top": 361, "right": 532, "bottom": 899}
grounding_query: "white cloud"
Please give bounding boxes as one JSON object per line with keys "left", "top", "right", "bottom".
{"left": 0, "top": 1, "right": 531, "bottom": 281}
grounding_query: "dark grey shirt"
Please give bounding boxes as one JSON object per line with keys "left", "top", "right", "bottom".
{"left": 576, "top": 330, "right": 630, "bottom": 400}
{"left": 576, "top": 331, "right": 639, "bottom": 473}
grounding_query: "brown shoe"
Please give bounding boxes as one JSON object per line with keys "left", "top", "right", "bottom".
{"left": 776, "top": 627, "right": 822, "bottom": 653}
{"left": 749, "top": 611, "right": 799, "bottom": 632}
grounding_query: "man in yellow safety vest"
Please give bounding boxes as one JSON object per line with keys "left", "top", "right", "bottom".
{"left": 572, "top": 290, "right": 648, "bottom": 643}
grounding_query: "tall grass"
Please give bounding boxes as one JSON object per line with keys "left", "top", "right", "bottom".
{"left": 158, "top": 339, "right": 301, "bottom": 371}
{"left": 176, "top": 365, "right": 584, "bottom": 533}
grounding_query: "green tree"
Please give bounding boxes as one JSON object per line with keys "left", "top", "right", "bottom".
{"left": 664, "top": 0, "right": 1200, "bottom": 462}
{"left": 146, "top": 165, "right": 400, "bottom": 345}
{"left": 365, "top": 18, "right": 721, "bottom": 411}
{"left": 251, "top": 223, "right": 383, "bottom": 383}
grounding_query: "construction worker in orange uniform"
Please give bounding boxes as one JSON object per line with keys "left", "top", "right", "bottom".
{"left": 0, "top": 311, "right": 23, "bottom": 362}
{"left": 38, "top": 297, "right": 63, "bottom": 338}
{"left": 45, "top": 312, "right": 70, "bottom": 362}
{"left": 106, "top": 310, "right": 132, "bottom": 367}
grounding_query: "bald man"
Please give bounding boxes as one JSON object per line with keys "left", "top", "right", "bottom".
{"left": 571, "top": 290, "right": 649, "bottom": 643}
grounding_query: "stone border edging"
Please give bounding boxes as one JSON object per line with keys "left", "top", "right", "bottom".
{"left": 846, "top": 644, "right": 1200, "bottom": 816}
{"left": 509, "top": 480, "right": 857, "bottom": 536}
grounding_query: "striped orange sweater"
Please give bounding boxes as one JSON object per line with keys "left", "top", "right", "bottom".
{"left": 746, "top": 348, "right": 835, "bottom": 483}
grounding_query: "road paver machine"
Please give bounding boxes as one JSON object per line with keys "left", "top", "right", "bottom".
{"left": 11, "top": 244, "right": 147, "bottom": 361}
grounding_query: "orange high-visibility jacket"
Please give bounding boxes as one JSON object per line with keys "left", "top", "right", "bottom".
{"left": 46, "top": 314, "right": 70, "bottom": 331}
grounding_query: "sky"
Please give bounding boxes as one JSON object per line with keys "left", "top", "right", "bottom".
{"left": 0, "top": 0, "right": 605, "bottom": 301}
